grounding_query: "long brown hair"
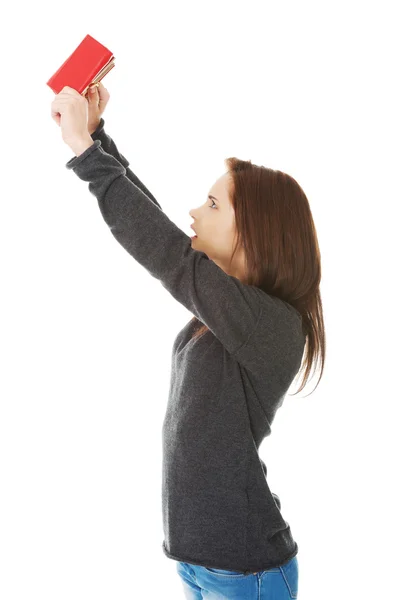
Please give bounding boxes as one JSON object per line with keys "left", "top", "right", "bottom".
{"left": 189, "top": 157, "right": 325, "bottom": 397}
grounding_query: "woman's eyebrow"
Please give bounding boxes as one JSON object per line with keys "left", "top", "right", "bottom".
{"left": 208, "top": 194, "right": 219, "bottom": 203}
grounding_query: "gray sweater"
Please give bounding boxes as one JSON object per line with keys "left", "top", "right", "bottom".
{"left": 65, "top": 118, "right": 306, "bottom": 574}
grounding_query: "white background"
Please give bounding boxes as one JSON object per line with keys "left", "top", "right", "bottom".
{"left": 1, "top": 1, "right": 399, "bottom": 598}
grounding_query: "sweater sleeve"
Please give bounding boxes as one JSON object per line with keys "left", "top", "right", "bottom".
{"left": 65, "top": 140, "right": 294, "bottom": 369}
{"left": 89, "top": 118, "right": 162, "bottom": 211}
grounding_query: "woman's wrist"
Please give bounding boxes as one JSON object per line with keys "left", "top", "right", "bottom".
{"left": 88, "top": 120, "right": 101, "bottom": 136}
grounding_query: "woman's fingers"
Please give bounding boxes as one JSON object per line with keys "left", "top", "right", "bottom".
{"left": 97, "top": 82, "right": 110, "bottom": 108}
{"left": 86, "top": 81, "right": 110, "bottom": 133}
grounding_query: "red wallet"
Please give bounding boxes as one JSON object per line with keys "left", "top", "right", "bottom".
{"left": 46, "top": 34, "right": 115, "bottom": 97}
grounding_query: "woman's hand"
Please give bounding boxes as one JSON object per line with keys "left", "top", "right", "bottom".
{"left": 51, "top": 86, "right": 92, "bottom": 149}
{"left": 85, "top": 81, "right": 110, "bottom": 135}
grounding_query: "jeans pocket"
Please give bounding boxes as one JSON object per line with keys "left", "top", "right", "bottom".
{"left": 279, "top": 556, "right": 298, "bottom": 598}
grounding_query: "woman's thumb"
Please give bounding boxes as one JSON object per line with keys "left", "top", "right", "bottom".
{"left": 88, "top": 85, "right": 98, "bottom": 100}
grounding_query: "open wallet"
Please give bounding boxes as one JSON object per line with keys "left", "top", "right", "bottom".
{"left": 46, "top": 34, "right": 115, "bottom": 97}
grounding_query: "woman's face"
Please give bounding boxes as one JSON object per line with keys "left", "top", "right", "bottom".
{"left": 189, "top": 172, "right": 247, "bottom": 281}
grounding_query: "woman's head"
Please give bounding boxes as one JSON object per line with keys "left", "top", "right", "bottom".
{"left": 189, "top": 171, "right": 247, "bottom": 283}
{"left": 189, "top": 156, "right": 325, "bottom": 398}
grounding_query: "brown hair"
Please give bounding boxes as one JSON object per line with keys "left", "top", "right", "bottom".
{"left": 189, "top": 157, "right": 325, "bottom": 397}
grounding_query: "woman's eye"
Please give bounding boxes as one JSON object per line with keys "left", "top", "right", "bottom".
{"left": 209, "top": 199, "right": 217, "bottom": 209}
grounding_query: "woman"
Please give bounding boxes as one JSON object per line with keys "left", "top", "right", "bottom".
{"left": 56, "top": 82, "right": 325, "bottom": 599}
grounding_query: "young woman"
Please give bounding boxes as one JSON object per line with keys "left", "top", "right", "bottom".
{"left": 61, "top": 82, "right": 325, "bottom": 599}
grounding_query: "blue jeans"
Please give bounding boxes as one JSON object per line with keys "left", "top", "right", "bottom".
{"left": 176, "top": 555, "right": 298, "bottom": 599}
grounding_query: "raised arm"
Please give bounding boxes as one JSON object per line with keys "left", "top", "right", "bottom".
{"left": 90, "top": 118, "right": 162, "bottom": 211}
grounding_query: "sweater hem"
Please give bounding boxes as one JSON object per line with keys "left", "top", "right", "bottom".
{"left": 162, "top": 538, "right": 298, "bottom": 575}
